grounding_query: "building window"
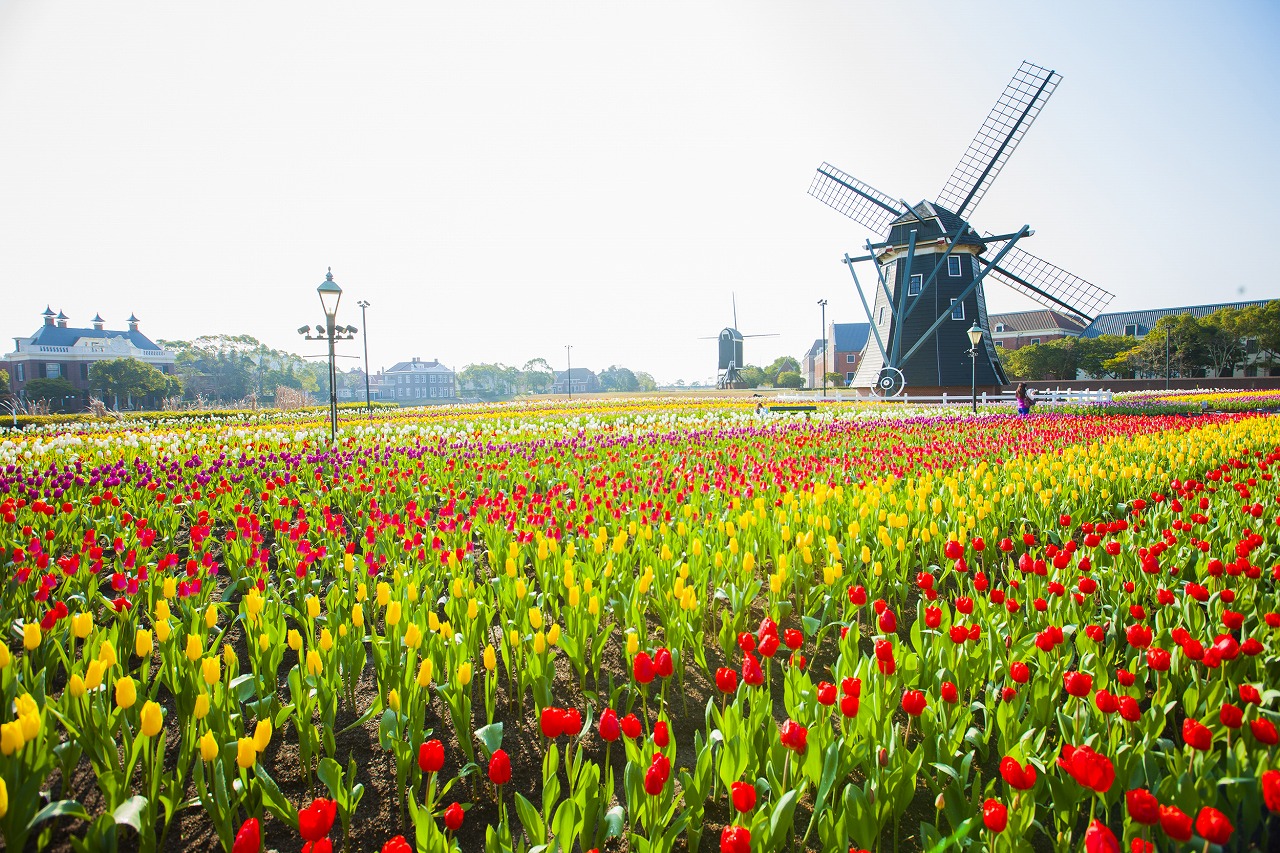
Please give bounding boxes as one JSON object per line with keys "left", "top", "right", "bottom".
{"left": 15, "top": 364, "right": 23, "bottom": 382}
{"left": 846, "top": 372, "right": 855, "bottom": 383}
{"left": 947, "top": 255, "right": 962, "bottom": 277}
{"left": 994, "top": 341, "right": 1004, "bottom": 348}
{"left": 1246, "top": 338, "right": 1259, "bottom": 354}
{"left": 846, "top": 354, "right": 855, "bottom": 364}
{"left": 1124, "top": 323, "right": 1139, "bottom": 337}
{"left": 907, "top": 274, "right": 922, "bottom": 296}
{"left": 950, "top": 299, "right": 964, "bottom": 321}
{"left": 81, "top": 363, "right": 89, "bottom": 380}
{"left": 995, "top": 323, "right": 1006, "bottom": 332}
{"left": 46, "top": 363, "right": 60, "bottom": 379}
{"left": 1245, "top": 365, "right": 1258, "bottom": 377}
{"left": 1030, "top": 338, "right": 1041, "bottom": 346}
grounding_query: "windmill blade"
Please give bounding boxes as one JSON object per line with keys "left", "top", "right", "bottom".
{"left": 936, "top": 62, "right": 1061, "bottom": 219}
{"left": 977, "top": 238, "right": 1114, "bottom": 322}
{"left": 741, "top": 333, "right": 780, "bottom": 338}
{"left": 809, "top": 163, "right": 905, "bottom": 236}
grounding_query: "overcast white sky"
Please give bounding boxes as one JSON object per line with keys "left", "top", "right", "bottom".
{"left": 1, "top": 1, "right": 1277, "bottom": 384}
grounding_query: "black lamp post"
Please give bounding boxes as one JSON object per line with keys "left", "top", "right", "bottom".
{"left": 357, "top": 299, "right": 372, "bottom": 411}
{"left": 817, "top": 298, "right": 828, "bottom": 395}
{"left": 299, "top": 268, "right": 357, "bottom": 443}
{"left": 966, "top": 320, "right": 985, "bottom": 414}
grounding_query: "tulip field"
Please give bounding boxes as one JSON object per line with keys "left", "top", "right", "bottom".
{"left": 1, "top": 399, "right": 1280, "bottom": 852}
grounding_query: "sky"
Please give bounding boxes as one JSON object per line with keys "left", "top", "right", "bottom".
{"left": 1, "top": 1, "right": 1277, "bottom": 386}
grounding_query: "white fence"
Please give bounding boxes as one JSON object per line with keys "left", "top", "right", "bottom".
{"left": 778, "top": 388, "right": 1113, "bottom": 406}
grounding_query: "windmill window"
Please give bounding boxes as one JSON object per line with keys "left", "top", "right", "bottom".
{"left": 950, "top": 299, "right": 964, "bottom": 321}
{"left": 879, "top": 307, "right": 887, "bottom": 325}
{"left": 1124, "top": 323, "right": 1139, "bottom": 337}
{"left": 908, "top": 274, "right": 922, "bottom": 296}
{"left": 947, "top": 255, "right": 962, "bottom": 277}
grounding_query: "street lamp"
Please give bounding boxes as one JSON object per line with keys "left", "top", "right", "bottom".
{"left": 299, "top": 268, "right": 357, "bottom": 443}
{"left": 357, "top": 300, "right": 372, "bottom": 412}
{"left": 966, "top": 320, "right": 985, "bottom": 415}
{"left": 817, "top": 299, "right": 828, "bottom": 396}
{"left": 565, "top": 345, "right": 573, "bottom": 399}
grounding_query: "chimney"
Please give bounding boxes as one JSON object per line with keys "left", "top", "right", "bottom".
{"left": 42, "top": 306, "right": 55, "bottom": 327}
{"left": 56, "top": 310, "right": 68, "bottom": 328}
{"left": 412, "top": 356, "right": 420, "bottom": 363}
{"left": 128, "top": 313, "right": 140, "bottom": 332}
{"left": 93, "top": 313, "right": 105, "bottom": 331}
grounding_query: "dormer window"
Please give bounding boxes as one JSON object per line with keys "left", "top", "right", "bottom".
{"left": 995, "top": 323, "right": 1006, "bottom": 332}
{"left": 1124, "top": 323, "right": 1139, "bottom": 337}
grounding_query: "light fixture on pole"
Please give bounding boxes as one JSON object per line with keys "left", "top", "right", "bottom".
{"left": 817, "top": 298, "right": 828, "bottom": 396}
{"left": 966, "top": 320, "right": 985, "bottom": 415}
{"left": 565, "top": 345, "right": 573, "bottom": 400}
{"left": 299, "top": 268, "right": 358, "bottom": 443}
{"left": 357, "top": 300, "right": 372, "bottom": 412}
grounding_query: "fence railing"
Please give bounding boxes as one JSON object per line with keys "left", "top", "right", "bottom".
{"left": 778, "top": 388, "right": 1114, "bottom": 405}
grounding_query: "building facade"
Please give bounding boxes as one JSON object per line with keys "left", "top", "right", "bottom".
{"left": 5, "top": 308, "right": 175, "bottom": 403}
{"left": 988, "top": 309, "right": 1086, "bottom": 351}
{"left": 383, "top": 358, "right": 457, "bottom": 403}
{"left": 552, "top": 368, "right": 600, "bottom": 394}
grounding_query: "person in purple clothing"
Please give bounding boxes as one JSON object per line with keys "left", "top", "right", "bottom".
{"left": 1015, "top": 383, "right": 1036, "bottom": 416}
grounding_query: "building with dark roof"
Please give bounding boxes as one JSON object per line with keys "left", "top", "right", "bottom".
{"left": 5, "top": 308, "right": 175, "bottom": 405}
{"left": 829, "top": 322, "right": 871, "bottom": 386}
{"left": 1080, "top": 300, "right": 1273, "bottom": 339}
{"left": 801, "top": 338, "right": 825, "bottom": 388}
{"left": 382, "top": 357, "right": 456, "bottom": 404}
{"left": 552, "top": 368, "right": 600, "bottom": 395}
{"left": 989, "top": 309, "right": 1085, "bottom": 351}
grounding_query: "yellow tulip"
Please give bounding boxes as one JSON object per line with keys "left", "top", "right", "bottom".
{"left": 344, "top": 552, "right": 354, "bottom": 574}
{"left": 115, "top": 676, "right": 137, "bottom": 709}
{"left": 84, "top": 659, "right": 105, "bottom": 691}
{"left": 162, "top": 577, "right": 176, "bottom": 598}
{"left": 155, "top": 620, "right": 171, "bottom": 643}
{"left": 0, "top": 776, "right": 7, "bottom": 818}
{"left": 338, "top": 624, "right": 348, "bottom": 638}
{"left": 185, "top": 634, "right": 202, "bottom": 662}
{"left": 0, "top": 721, "right": 23, "bottom": 756}
{"left": 98, "top": 640, "right": 117, "bottom": 669}
{"left": 515, "top": 578, "right": 527, "bottom": 599}
{"left": 352, "top": 604, "right": 364, "bottom": 628}
{"left": 417, "top": 658, "right": 433, "bottom": 687}
{"left": 319, "top": 628, "right": 334, "bottom": 652}
{"left": 588, "top": 595, "right": 600, "bottom": 617}
{"left": 244, "top": 590, "right": 263, "bottom": 617}
{"left": 306, "top": 595, "right": 320, "bottom": 619}
{"left": 457, "top": 661, "right": 472, "bottom": 687}
{"left": 135, "top": 629, "right": 153, "bottom": 658}
{"left": 451, "top": 577, "right": 464, "bottom": 599}
{"left": 253, "top": 720, "right": 272, "bottom": 752}
{"left": 356, "top": 582, "right": 368, "bottom": 602}
{"left": 223, "top": 643, "right": 236, "bottom": 669}
{"left": 140, "top": 701, "right": 163, "bottom": 737}
{"left": 407, "top": 583, "right": 419, "bottom": 603}
{"left": 257, "top": 633, "right": 270, "bottom": 652}
{"left": 0, "top": 644, "right": 8, "bottom": 669}
{"left": 205, "top": 604, "right": 218, "bottom": 629}
{"left": 236, "top": 737, "right": 256, "bottom": 769}
{"left": 404, "top": 623, "right": 422, "bottom": 649}
{"left": 306, "top": 649, "right": 323, "bottom": 677}
{"left": 376, "top": 582, "right": 390, "bottom": 606}
{"left": 428, "top": 611, "right": 441, "bottom": 632}
{"left": 386, "top": 601, "right": 402, "bottom": 627}
{"left": 441, "top": 621, "right": 455, "bottom": 641}
{"left": 202, "top": 656, "right": 220, "bottom": 686}
{"left": 467, "top": 598, "right": 479, "bottom": 621}
{"left": 69, "top": 673, "right": 85, "bottom": 698}
{"left": 626, "top": 632, "right": 639, "bottom": 657}
{"left": 23, "top": 623, "right": 40, "bottom": 651}
{"left": 528, "top": 607, "right": 543, "bottom": 630}
{"left": 200, "top": 730, "right": 219, "bottom": 762}
{"left": 568, "top": 586, "right": 580, "bottom": 607}
{"left": 483, "top": 645, "right": 497, "bottom": 671}
{"left": 547, "top": 624, "right": 561, "bottom": 646}
{"left": 72, "top": 612, "right": 93, "bottom": 639}
{"left": 388, "top": 689, "right": 401, "bottom": 711}
{"left": 194, "top": 693, "right": 210, "bottom": 720}
{"left": 287, "top": 629, "right": 302, "bottom": 652}
{"left": 533, "top": 632, "right": 546, "bottom": 655}
{"left": 509, "top": 628, "right": 520, "bottom": 647}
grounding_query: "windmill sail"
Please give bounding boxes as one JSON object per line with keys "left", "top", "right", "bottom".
{"left": 936, "top": 62, "right": 1061, "bottom": 219}
{"left": 808, "top": 164, "right": 905, "bottom": 236}
{"left": 976, "top": 238, "right": 1114, "bottom": 322}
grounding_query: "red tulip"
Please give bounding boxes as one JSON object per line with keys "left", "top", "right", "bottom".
{"left": 1126, "top": 788, "right": 1159, "bottom": 825}
{"left": 731, "top": 780, "right": 756, "bottom": 813}
{"left": 949, "top": 625, "right": 968, "bottom": 644}
{"left": 737, "top": 632, "right": 756, "bottom": 653}
{"left": 1251, "top": 718, "right": 1279, "bottom": 745}
{"left": 1094, "top": 689, "right": 1119, "bottom": 714}
{"left": 816, "top": 681, "right": 836, "bottom": 706}
{"left": 940, "top": 681, "right": 958, "bottom": 704}
{"left": 721, "top": 825, "right": 751, "bottom": 853}
{"left": 1063, "top": 671, "right": 1092, "bottom": 697}
{"left": 1219, "top": 703, "right": 1243, "bottom": 729}
{"left": 783, "top": 628, "right": 803, "bottom": 650}
{"left": 1058, "top": 744, "right": 1114, "bottom": 793}
{"left": 418, "top": 739, "right": 444, "bottom": 774}
{"left": 1118, "top": 696, "right": 1140, "bottom": 722}
{"left": 878, "top": 610, "right": 897, "bottom": 633}
{"left": 443, "top": 802, "right": 464, "bottom": 832}
{"left": 758, "top": 633, "right": 780, "bottom": 658}
{"left": 848, "top": 585, "right": 867, "bottom": 605}
{"left": 562, "top": 707, "right": 583, "bottom": 736}
{"left": 1125, "top": 624, "right": 1152, "bottom": 648}
{"left": 715, "top": 666, "right": 738, "bottom": 694}
{"left": 1194, "top": 807, "right": 1233, "bottom": 846}
{"left": 633, "top": 652, "right": 655, "bottom": 684}
{"left": 381, "top": 837, "right": 412, "bottom": 853}
{"left": 742, "top": 653, "right": 764, "bottom": 686}
{"left": 621, "top": 713, "right": 642, "bottom": 740}
{"left": 901, "top": 689, "right": 926, "bottom": 717}
{"left": 1182, "top": 718, "right": 1212, "bottom": 751}
{"left": 488, "top": 749, "right": 511, "bottom": 785}
{"left": 779, "top": 720, "right": 808, "bottom": 752}
{"left": 598, "top": 708, "right": 621, "bottom": 742}
{"left": 1009, "top": 662, "right": 1030, "bottom": 684}
{"left": 653, "top": 720, "right": 669, "bottom": 748}
{"left": 982, "top": 798, "right": 1007, "bottom": 833}
{"left": 1158, "top": 805, "right": 1193, "bottom": 842}
{"left": 643, "top": 753, "right": 670, "bottom": 795}
{"left": 924, "top": 606, "right": 941, "bottom": 629}
{"left": 654, "top": 647, "right": 673, "bottom": 678}
{"left": 1240, "top": 683, "right": 1262, "bottom": 705}
{"left": 999, "top": 757, "right": 1036, "bottom": 790}
{"left": 1084, "top": 819, "right": 1120, "bottom": 853}
{"left": 233, "top": 818, "right": 261, "bottom": 853}
{"left": 1145, "top": 647, "right": 1170, "bottom": 671}
{"left": 1263, "top": 769, "right": 1280, "bottom": 812}
{"left": 840, "top": 695, "right": 859, "bottom": 718}
{"left": 540, "top": 707, "right": 565, "bottom": 738}
{"left": 299, "top": 798, "right": 337, "bottom": 841}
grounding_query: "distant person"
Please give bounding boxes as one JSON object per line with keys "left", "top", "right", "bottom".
{"left": 1015, "top": 383, "right": 1036, "bottom": 416}
{"left": 755, "top": 401, "right": 765, "bottom": 418}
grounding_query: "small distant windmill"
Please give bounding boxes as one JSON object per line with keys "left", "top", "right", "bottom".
{"left": 699, "top": 295, "right": 778, "bottom": 389}
{"left": 809, "top": 61, "right": 1114, "bottom": 396}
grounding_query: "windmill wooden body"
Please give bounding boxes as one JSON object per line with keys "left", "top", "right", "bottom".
{"left": 700, "top": 295, "right": 777, "bottom": 389}
{"left": 809, "top": 62, "right": 1114, "bottom": 396}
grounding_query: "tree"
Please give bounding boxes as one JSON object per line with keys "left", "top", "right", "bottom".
{"left": 460, "top": 363, "right": 519, "bottom": 399}
{"left": 89, "top": 358, "right": 168, "bottom": 408}
{"left": 23, "top": 377, "right": 77, "bottom": 401}
{"left": 824, "top": 372, "right": 846, "bottom": 388}
{"left": 520, "top": 359, "right": 555, "bottom": 395}
{"left": 634, "top": 372, "right": 658, "bottom": 392}
{"left": 599, "top": 365, "right": 639, "bottom": 392}
{"left": 736, "top": 366, "right": 765, "bottom": 388}
{"left": 776, "top": 371, "right": 805, "bottom": 389}
{"left": 1074, "top": 335, "right": 1132, "bottom": 379}
{"left": 1001, "top": 339, "right": 1077, "bottom": 381}
{"left": 0, "top": 368, "right": 8, "bottom": 390}
{"left": 764, "top": 356, "right": 801, "bottom": 385}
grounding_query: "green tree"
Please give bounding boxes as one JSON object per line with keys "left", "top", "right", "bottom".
{"left": 460, "top": 363, "right": 519, "bottom": 399}
{"left": 23, "top": 377, "right": 77, "bottom": 401}
{"left": 764, "top": 356, "right": 801, "bottom": 385}
{"left": 634, "top": 372, "right": 658, "bottom": 392}
{"left": 824, "top": 372, "right": 846, "bottom": 388}
{"left": 776, "top": 371, "right": 805, "bottom": 389}
{"left": 736, "top": 366, "right": 765, "bottom": 388}
{"left": 1001, "top": 339, "right": 1077, "bottom": 381}
{"left": 599, "top": 365, "right": 639, "bottom": 392}
{"left": 520, "top": 358, "right": 555, "bottom": 395}
{"left": 1074, "top": 335, "right": 1133, "bottom": 378}
{"left": 89, "top": 358, "right": 168, "bottom": 408}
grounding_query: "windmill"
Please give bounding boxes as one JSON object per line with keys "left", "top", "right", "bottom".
{"left": 699, "top": 295, "right": 778, "bottom": 389}
{"left": 809, "top": 61, "right": 1114, "bottom": 396}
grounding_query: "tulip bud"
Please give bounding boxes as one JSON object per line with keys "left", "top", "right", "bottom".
{"left": 200, "top": 730, "right": 219, "bottom": 762}
{"left": 236, "top": 737, "right": 256, "bottom": 769}
{"left": 115, "top": 676, "right": 137, "bottom": 710}
{"left": 140, "top": 700, "right": 164, "bottom": 737}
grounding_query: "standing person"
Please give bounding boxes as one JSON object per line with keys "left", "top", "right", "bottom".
{"left": 1014, "top": 383, "right": 1036, "bottom": 416}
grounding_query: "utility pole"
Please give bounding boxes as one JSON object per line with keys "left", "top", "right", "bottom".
{"left": 1165, "top": 327, "right": 1171, "bottom": 390}
{"left": 817, "top": 299, "right": 828, "bottom": 395}
{"left": 357, "top": 300, "right": 372, "bottom": 412}
{"left": 565, "top": 345, "right": 573, "bottom": 399}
